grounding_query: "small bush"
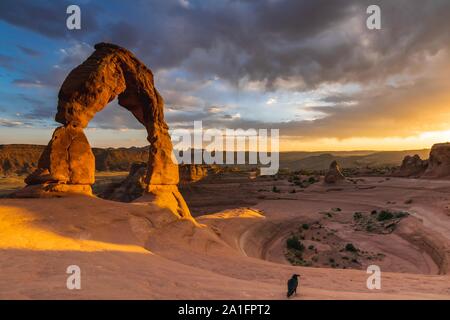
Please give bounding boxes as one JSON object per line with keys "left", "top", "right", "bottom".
{"left": 272, "top": 186, "right": 280, "bottom": 193}
{"left": 286, "top": 236, "right": 304, "bottom": 251}
{"left": 353, "top": 212, "right": 363, "bottom": 220}
{"left": 377, "top": 210, "right": 394, "bottom": 221}
{"left": 345, "top": 243, "right": 358, "bottom": 252}
{"left": 302, "top": 223, "right": 310, "bottom": 230}
{"left": 308, "top": 245, "right": 315, "bottom": 250}
{"left": 308, "top": 177, "right": 317, "bottom": 184}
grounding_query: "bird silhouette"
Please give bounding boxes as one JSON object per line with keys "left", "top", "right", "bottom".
{"left": 287, "top": 274, "right": 300, "bottom": 298}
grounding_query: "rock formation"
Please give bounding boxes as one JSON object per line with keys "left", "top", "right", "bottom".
{"left": 179, "top": 164, "right": 208, "bottom": 184}
{"left": 394, "top": 154, "right": 428, "bottom": 178}
{"left": 324, "top": 160, "right": 345, "bottom": 184}
{"left": 103, "top": 163, "right": 211, "bottom": 202}
{"left": 16, "top": 43, "right": 191, "bottom": 219}
{"left": 101, "top": 162, "right": 148, "bottom": 202}
{"left": 422, "top": 143, "right": 450, "bottom": 178}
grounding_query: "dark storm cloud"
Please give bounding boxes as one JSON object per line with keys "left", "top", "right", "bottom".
{"left": 97, "top": 0, "right": 450, "bottom": 91}
{"left": 2, "top": 0, "right": 450, "bottom": 140}
{"left": 2, "top": 0, "right": 450, "bottom": 90}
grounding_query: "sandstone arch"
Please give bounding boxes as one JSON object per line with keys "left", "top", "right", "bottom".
{"left": 19, "top": 43, "right": 191, "bottom": 218}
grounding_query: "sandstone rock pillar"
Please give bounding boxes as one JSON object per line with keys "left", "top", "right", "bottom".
{"left": 16, "top": 43, "right": 191, "bottom": 219}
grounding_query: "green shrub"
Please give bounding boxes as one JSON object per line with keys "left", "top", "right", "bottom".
{"left": 377, "top": 210, "right": 394, "bottom": 221}
{"left": 353, "top": 212, "right": 363, "bottom": 220}
{"left": 302, "top": 223, "right": 309, "bottom": 230}
{"left": 345, "top": 243, "right": 358, "bottom": 252}
{"left": 272, "top": 186, "right": 280, "bottom": 193}
{"left": 286, "top": 236, "right": 304, "bottom": 251}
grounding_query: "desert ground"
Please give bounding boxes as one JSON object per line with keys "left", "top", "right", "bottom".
{"left": 1, "top": 173, "right": 449, "bottom": 299}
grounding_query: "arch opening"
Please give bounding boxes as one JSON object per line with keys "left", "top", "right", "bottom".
{"left": 16, "top": 43, "right": 191, "bottom": 219}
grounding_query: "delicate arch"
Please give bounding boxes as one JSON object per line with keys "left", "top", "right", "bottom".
{"left": 21, "top": 43, "right": 191, "bottom": 218}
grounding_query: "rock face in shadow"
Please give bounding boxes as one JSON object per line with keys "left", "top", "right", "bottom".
{"left": 394, "top": 154, "right": 428, "bottom": 178}
{"left": 102, "top": 163, "right": 210, "bottom": 202}
{"left": 423, "top": 143, "right": 450, "bottom": 178}
{"left": 101, "top": 162, "right": 148, "bottom": 203}
{"left": 324, "top": 160, "right": 345, "bottom": 184}
{"left": 179, "top": 164, "right": 209, "bottom": 184}
{"left": 16, "top": 43, "right": 191, "bottom": 219}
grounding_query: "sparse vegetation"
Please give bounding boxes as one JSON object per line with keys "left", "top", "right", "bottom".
{"left": 286, "top": 235, "right": 304, "bottom": 251}
{"left": 285, "top": 220, "right": 384, "bottom": 271}
{"left": 354, "top": 209, "right": 409, "bottom": 234}
{"left": 345, "top": 243, "right": 358, "bottom": 252}
{"left": 377, "top": 210, "right": 394, "bottom": 221}
{"left": 353, "top": 212, "right": 363, "bottom": 220}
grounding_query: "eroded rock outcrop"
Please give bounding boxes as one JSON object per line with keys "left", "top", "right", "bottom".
{"left": 179, "top": 164, "right": 208, "bottom": 184}
{"left": 422, "top": 143, "right": 450, "bottom": 178}
{"left": 16, "top": 43, "right": 191, "bottom": 219}
{"left": 394, "top": 154, "right": 428, "bottom": 178}
{"left": 324, "top": 160, "right": 345, "bottom": 184}
{"left": 103, "top": 163, "right": 211, "bottom": 202}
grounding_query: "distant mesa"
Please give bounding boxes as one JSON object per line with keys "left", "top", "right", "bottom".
{"left": 13, "top": 43, "right": 191, "bottom": 219}
{"left": 324, "top": 160, "right": 345, "bottom": 184}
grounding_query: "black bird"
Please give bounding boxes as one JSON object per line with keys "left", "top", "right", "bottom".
{"left": 287, "top": 274, "right": 300, "bottom": 298}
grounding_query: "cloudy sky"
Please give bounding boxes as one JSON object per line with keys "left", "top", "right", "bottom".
{"left": 0, "top": 0, "right": 450, "bottom": 150}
